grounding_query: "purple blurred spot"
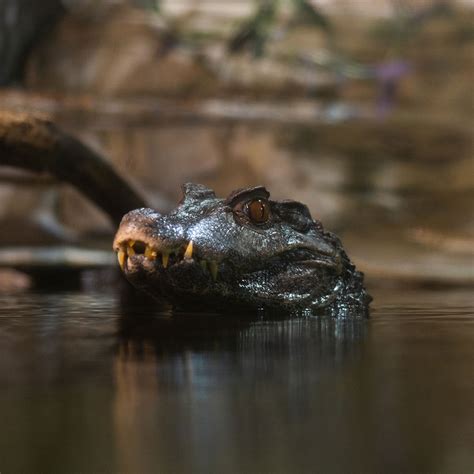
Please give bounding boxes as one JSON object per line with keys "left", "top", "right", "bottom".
{"left": 373, "top": 60, "right": 412, "bottom": 118}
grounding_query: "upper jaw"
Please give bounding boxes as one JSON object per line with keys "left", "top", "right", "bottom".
{"left": 113, "top": 207, "right": 190, "bottom": 273}
{"left": 112, "top": 234, "right": 340, "bottom": 284}
{"left": 112, "top": 206, "right": 340, "bottom": 288}
{"left": 114, "top": 237, "right": 194, "bottom": 270}
{"left": 113, "top": 236, "right": 221, "bottom": 281}
{"left": 113, "top": 212, "right": 222, "bottom": 281}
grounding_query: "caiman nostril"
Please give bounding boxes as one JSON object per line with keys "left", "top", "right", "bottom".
{"left": 132, "top": 241, "right": 147, "bottom": 255}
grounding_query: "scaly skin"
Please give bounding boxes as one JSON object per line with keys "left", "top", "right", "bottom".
{"left": 113, "top": 183, "right": 371, "bottom": 317}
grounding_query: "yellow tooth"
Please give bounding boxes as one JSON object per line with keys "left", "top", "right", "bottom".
{"left": 144, "top": 246, "right": 156, "bottom": 260}
{"left": 184, "top": 240, "right": 193, "bottom": 260}
{"left": 162, "top": 252, "right": 169, "bottom": 268}
{"left": 128, "top": 240, "right": 135, "bottom": 247}
{"left": 209, "top": 261, "right": 218, "bottom": 281}
{"left": 117, "top": 250, "right": 126, "bottom": 269}
{"left": 127, "top": 246, "right": 135, "bottom": 257}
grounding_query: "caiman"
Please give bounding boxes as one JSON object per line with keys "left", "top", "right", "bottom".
{"left": 113, "top": 183, "right": 371, "bottom": 317}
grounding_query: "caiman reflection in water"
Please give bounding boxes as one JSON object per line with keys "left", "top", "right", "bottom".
{"left": 114, "top": 303, "right": 366, "bottom": 473}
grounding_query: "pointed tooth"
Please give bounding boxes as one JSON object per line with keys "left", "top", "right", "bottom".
{"left": 127, "top": 246, "right": 135, "bottom": 257}
{"left": 209, "top": 261, "right": 218, "bottom": 281}
{"left": 162, "top": 251, "right": 169, "bottom": 268}
{"left": 144, "top": 245, "right": 155, "bottom": 260}
{"left": 117, "top": 250, "right": 126, "bottom": 269}
{"left": 184, "top": 240, "right": 193, "bottom": 260}
{"left": 128, "top": 240, "right": 135, "bottom": 247}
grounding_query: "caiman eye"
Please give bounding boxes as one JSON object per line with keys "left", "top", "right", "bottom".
{"left": 246, "top": 198, "right": 270, "bottom": 224}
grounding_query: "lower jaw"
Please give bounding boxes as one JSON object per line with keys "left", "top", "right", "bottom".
{"left": 121, "top": 261, "right": 340, "bottom": 312}
{"left": 122, "top": 276, "right": 314, "bottom": 313}
{"left": 123, "top": 265, "right": 214, "bottom": 300}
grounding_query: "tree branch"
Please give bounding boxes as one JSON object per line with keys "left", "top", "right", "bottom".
{"left": 0, "top": 110, "right": 148, "bottom": 226}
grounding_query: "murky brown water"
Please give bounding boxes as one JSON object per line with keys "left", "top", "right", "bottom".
{"left": 0, "top": 286, "right": 472, "bottom": 473}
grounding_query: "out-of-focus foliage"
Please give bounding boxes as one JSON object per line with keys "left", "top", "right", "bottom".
{"left": 131, "top": 0, "right": 160, "bottom": 13}
{"left": 228, "top": 0, "right": 278, "bottom": 56}
{"left": 228, "top": 0, "right": 331, "bottom": 56}
{"left": 292, "top": 0, "right": 331, "bottom": 31}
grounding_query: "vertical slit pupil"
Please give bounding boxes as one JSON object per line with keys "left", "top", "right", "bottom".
{"left": 249, "top": 199, "right": 269, "bottom": 223}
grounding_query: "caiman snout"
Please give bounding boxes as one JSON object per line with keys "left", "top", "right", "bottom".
{"left": 112, "top": 207, "right": 219, "bottom": 280}
{"left": 113, "top": 207, "right": 188, "bottom": 268}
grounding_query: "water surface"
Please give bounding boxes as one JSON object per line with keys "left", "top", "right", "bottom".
{"left": 0, "top": 287, "right": 472, "bottom": 473}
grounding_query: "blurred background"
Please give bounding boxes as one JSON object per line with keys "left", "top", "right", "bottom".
{"left": 0, "top": 0, "right": 473, "bottom": 289}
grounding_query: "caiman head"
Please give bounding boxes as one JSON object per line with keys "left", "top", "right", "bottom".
{"left": 113, "top": 183, "right": 370, "bottom": 316}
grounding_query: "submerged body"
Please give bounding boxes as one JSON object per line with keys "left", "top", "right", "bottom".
{"left": 113, "top": 183, "right": 370, "bottom": 317}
